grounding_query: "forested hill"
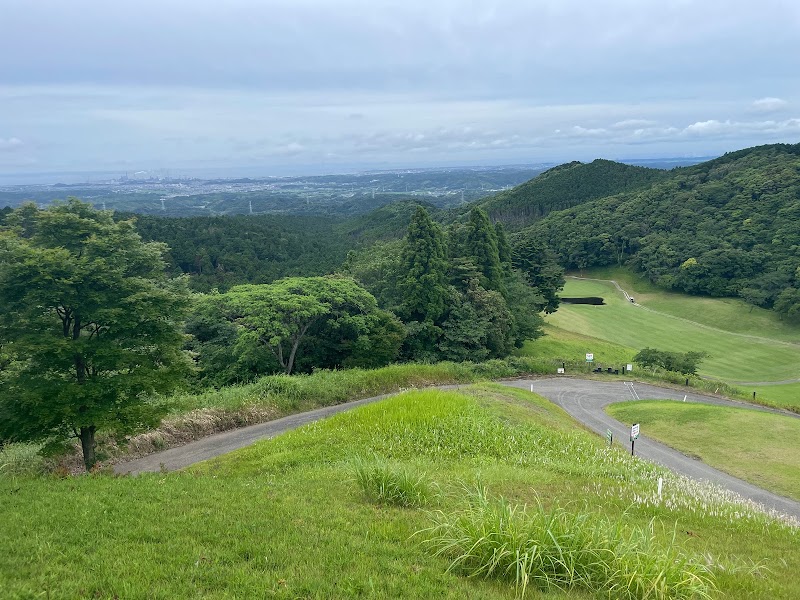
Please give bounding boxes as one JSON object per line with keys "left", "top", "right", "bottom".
{"left": 131, "top": 214, "right": 352, "bottom": 292}
{"left": 467, "top": 159, "right": 667, "bottom": 231}
{"left": 518, "top": 143, "right": 800, "bottom": 319}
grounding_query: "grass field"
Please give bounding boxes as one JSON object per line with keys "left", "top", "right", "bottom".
{"left": 581, "top": 267, "right": 800, "bottom": 343}
{"left": 547, "top": 276, "right": 800, "bottom": 385}
{"left": 516, "top": 324, "right": 636, "bottom": 370}
{"left": 607, "top": 400, "right": 800, "bottom": 502}
{"left": 1, "top": 386, "right": 797, "bottom": 599}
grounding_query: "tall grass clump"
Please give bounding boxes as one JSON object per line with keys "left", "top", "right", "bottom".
{"left": 419, "top": 487, "right": 716, "bottom": 600}
{"left": 352, "top": 456, "right": 437, "bottom": 508}
{"left": 0, "top": 443, "right": 48, "bottom": 477}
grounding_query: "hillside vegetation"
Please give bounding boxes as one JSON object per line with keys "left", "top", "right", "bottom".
{"left": 2, "top": 386, "right": 797, "bottom": 598}
{"left": 471, "top": 159, "right": 666, "bottom": 231}
{"left": 519, "top": 144, "right": 800, "bottom": 318}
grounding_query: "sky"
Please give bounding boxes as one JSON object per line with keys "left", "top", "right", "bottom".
{"left": 1, "top": 0, "right": 799, "bottom": 181}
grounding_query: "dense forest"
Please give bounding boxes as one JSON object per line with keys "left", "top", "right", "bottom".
{"left": 516, "top": 144, "right": 800, "bottom": 320}
{"left": 464, "top": 159, "right": 667, "bottom": 231}
{"left": 131, "top": 213, "right": 352, "bottom": 292}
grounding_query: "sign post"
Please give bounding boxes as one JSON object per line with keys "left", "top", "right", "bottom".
{"left": 586, "top": 353, "right": 594, "bottom": 363}
{"left": 606, "top": 429, "right": 613, "bottom": 446}
{"left": 630, "top": 423, "right": 640, "bottom": 456}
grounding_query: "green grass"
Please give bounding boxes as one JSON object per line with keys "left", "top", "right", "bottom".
{"left": 422, "top": 487, "right": 715, "bottom": 599}
{"left": 749, "top": 382, "right": 800, "bottom": 410}
{"left": 516, "top": 324, "right": 635, "bottom": 370}
{"left": 579, "top": 267, "right": 800, "bottom": 343}
{"left": 607, "top": 400, "right": 800, "bottom": 501}
{"left": 1, "top": 386, "right": 797, "bottom": 598}
{"left": 353, "top": 457, "right": 438, "bottom": 507}
{"left": 548, "top": 277, "right": 800, "bottom": 384}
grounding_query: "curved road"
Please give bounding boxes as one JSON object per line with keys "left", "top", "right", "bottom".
{"left": 500, "top": 378, "right": 800, "bottom": 521}
{"left": 115, "top": 378, "right": 800, "bottom": 521}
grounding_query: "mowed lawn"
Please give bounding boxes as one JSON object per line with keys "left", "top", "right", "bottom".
{"left": 607, "top": 400, "right": 800, "bottom": 501}
{"left": 583, "top": 267, "right": 800, "bottom": 343}
{"left": 547, "top": 278, "right": 800, "bottom": 384}
{"left": 750, "top": 382, "right": 800, "bottom": 410}
{"left": 2, "top": 386, "right": 798, "bottom": 599}
{"left": 515, "top": 324, "right": 636, "bottom": 369}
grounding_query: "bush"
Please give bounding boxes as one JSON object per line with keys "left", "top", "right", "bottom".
{"left": 633, "top": 348, "right": 707, "bottom": 375}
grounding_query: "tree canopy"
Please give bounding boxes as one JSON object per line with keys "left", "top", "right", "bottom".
{"left": 214, "top": 276, "right": 399, "bottom": 375}
{"left": 0, "top": 199, "right": 191, "bottom": 470}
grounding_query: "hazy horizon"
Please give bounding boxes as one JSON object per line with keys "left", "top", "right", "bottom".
{"left": 2, "top": 1, "right": 798, "bottom": 178}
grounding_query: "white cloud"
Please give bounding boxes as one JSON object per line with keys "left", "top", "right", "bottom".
{"left": 682, "top": 118, "right": 800, "bottom": 138}
{"left": 0, "top": 137, "right": 23, "bottom": 151}
{"left": 567, "top": 126, "right": 608, "bottom": 137}
{"left": 611, "top": 119, "right": 659, "bottom": 129}
{"left": 751, "top": 97, "right": 788, "bottom": 113}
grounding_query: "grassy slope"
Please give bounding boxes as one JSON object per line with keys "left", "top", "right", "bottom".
{"left": 584, "top": 266, "right": 800, "bottom": 343}
{"left": 547, "top": 277, "right": 800, "bottom": 384}
{"left": 1, "top": 386, "right": 797, "bottom": 599}
{"left": 516, "top": 324, "right": 636, "bottom": 368}
{"left": 607, "top": 400, "right": 800, "bottom": 502}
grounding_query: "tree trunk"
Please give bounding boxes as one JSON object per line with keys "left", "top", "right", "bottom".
{"left": 79, "top": 425, "right": 97, "bottom": 472}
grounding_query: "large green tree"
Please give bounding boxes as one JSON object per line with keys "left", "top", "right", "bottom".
{"left": 0, "top": 200, "right": 191, "bottom": 470}
{"left": 217, "top": 276, "right": 396, "bottom": 375}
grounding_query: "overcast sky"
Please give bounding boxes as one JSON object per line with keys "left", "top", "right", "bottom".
{"left": 1, "top": 0, "right": 799, "bottom": 179}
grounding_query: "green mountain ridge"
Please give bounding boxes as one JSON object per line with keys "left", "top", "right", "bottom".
{"left": 469, "top": 158, "right": 667, "bottom": 231}
{"left": 516, "top": 143, "right": 800, "bottom": 318}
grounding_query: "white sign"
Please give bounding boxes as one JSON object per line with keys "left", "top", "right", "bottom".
{"left": 627, "top": 364, "right": 633, "bottom": 372}
{"left": 586, "top": 353, "right": 594, "bottom": 362}
{"left": 557, "top": 367, "right": 565, "bottom": 374}
{"left": 630, "top": 423, "right": 640, "bottom": 440}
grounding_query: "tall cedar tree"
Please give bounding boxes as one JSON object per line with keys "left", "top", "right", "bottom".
{"left": 0, "top": 200, "right": 190, "bottom": 470}
{"left": 398, "top": 207, "right": 449, "bottom": 323}
{"left": 464, "top": 207, "right": 504, "bottom": 293}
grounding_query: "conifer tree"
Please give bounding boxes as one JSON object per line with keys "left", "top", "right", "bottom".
{"left": 398, "top": 207, "right": 449, "bottom": 323}
{"left": 464, "top": 207, "right": 504, "bottom": 292}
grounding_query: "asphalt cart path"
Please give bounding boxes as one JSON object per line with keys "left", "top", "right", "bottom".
{"left": 500, "top": 378, "right": 800, "bottom": 521}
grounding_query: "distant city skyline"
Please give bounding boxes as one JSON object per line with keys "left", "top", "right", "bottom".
{"left": 2, "top": 1, "right": 798, "bottom": 180}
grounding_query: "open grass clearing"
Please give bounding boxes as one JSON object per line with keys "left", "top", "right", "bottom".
{"left": 574, "top": 267, "right": 800, "bottom": 343}
{"left": 607, "top": 400, "right": 800, "bottom": 502}
{"left": 548, "top": 278, "right": 800, "bottom": 384}
{"left": 2, "top": 385, "right": 798, "bottom": 599}
{"left": 515, "top": 324, "right": 635, "bottom": 371}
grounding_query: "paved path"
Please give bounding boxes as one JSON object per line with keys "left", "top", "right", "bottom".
{"left": 115, "top": 377, "right": 800, "bottom": 521}
{"left": 114, "top": 392, "right": 402, "bottom": 475}
{"left": 500, "top": 378, "right": 800, "bottom": 520}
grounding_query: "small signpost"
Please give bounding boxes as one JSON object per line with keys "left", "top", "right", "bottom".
{"left": 586, "top": 353, "right": 594, "bottom": 363}
{"left": 630, "top": 423, "right": 640, "bottom": 456}
{"left": 626, "top": 364, "right": 633, "bottom": 372}
{"left": 606, "top": 429, "right": 613, "bottom": 446}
